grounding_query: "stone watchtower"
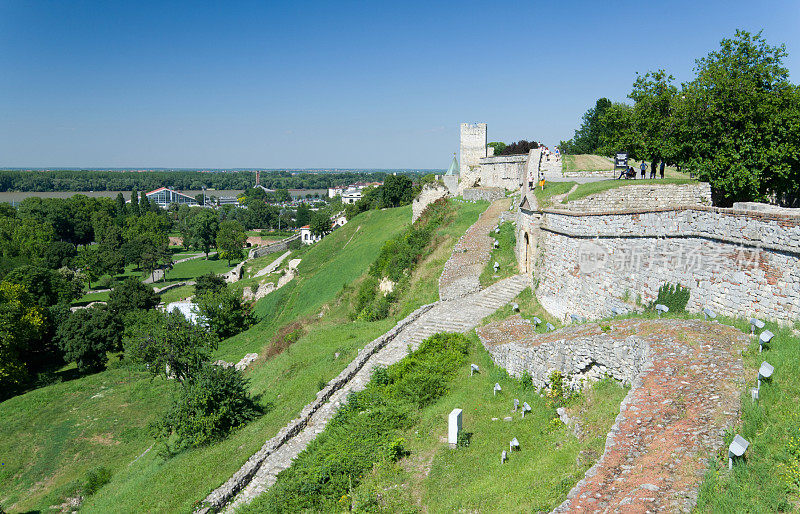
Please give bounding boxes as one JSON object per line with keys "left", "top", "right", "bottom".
{"left": 459, "top": 123, "right": 487, "bottom": 178}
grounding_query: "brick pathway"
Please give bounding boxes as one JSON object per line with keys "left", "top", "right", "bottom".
{"left": 478, "top": 317, "right": 748, "bottom": 513}
{"left": 439, "top": 197, "right": 512, "bottom": 301}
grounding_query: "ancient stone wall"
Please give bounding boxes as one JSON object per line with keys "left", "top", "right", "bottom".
{"left": 479, "top": 319, "right": 650, "bottom": 389}
{"left": 462, "top": 187, "right": 505, "bottom": 203}
{"left": 249, "top": 234, "right": 299, "bottom": 259}
{"left": 561, "top": 183, "right": 712, "bottom": 212}
{"left": 411, "top": 184, "right": 448, "bottom": 223}
{"left": 527, "top": 205, "right": 800, "bottom": 324}
{"left": 476, "top": 154, "right": 526, "bottom": 190}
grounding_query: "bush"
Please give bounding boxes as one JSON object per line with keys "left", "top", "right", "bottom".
{"left": 107, "top": 277, "right": 158, "bottom": 317}
{"left": 195, "top": 287, "right": 257, "bottom": 339}
{"left": 83, "top": 466, "right": 112, "bottom": 495}
{"left": 194, "top": 272, "right": 226, "bottom": 298}
{"left": 56, "top": 305, "right": 122, "bottom": 373}
{"left": 651, "top": 282, "right": 691, "bottom": 313}
{"left": 386, "top": 437, "right": 409, "bottom": 461}
{"left": 96, "top": 275, "right": 113, "bottom": 289}
{"left": 151, "top": 363, "right": 261, "bottom": 454}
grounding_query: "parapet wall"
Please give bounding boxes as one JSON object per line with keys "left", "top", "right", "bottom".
{"left": 528, "top": 205, "right": 800, "bottom": 324}
{"left": 412, "top": 184, "right": 448, "bottom": 223}
{"left": 462, "top": 187, "right": 505, "bottom": 203}
{"left": 561, "top": 183, "right": 712, "bottom": 212}
{"left": 476, "top": 154, "right": 526, "bottom": 190}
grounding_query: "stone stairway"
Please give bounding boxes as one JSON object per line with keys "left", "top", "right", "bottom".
{"left": 209, "top": 199, "right": 529, "bottom": 513}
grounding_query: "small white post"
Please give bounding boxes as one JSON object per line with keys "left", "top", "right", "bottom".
{"left": 448, "top": 408, "right": 462, "bottom": 447}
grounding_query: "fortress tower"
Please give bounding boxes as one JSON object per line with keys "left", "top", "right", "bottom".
{"left": 459, "top": 123, "right": 487, "bottom": 176}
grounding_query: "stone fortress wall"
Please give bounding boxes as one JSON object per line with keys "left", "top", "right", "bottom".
{"left": 518, "top": 193, "right": 800, "bottom": 325}
{"left": 411, "top": 183, "right": 449, "bottom": 223}
{"left": 476, "top": 154, "right": 527, "bottom": 190}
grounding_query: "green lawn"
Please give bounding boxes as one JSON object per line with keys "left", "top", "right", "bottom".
{"left": 562, "top": 154, "right": 614, "bottom": 173}
{"left": 157, "top": 284, "right": 195, "bottom": 305}
{"left": 73, "top": 290, "right": 111, "bottom": 305}
{"left": 162, "top": 256, "right": 239, "bottom": 283}
{"left": 0, "top": 364, "right": 172, "bottom": 513}
{"left": 480, "top": 220, "right": 517, "bottom": 287}
{"left": 77, "top": 206, "right": 416, "bottom": 513}
{"left": 533, "top": 181, "right": 576, "bottom": 209}
{"left": 480, "top": 287, "right": 562, "bottom": 331}
{"left": 565, "top": 178, "right": 698, "bottom": 203}
{"left": 243, "top": 250, "right": 286, "bottom": 278}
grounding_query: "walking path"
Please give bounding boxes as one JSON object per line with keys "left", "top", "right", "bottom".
{"left": 252, "top": 250, "right": 291, "bottom": 278}
{"left": 200, "top": 198, "right": 527, "bottom": 513}
{"left": 439, "top": 197, "right": 511, "bottom": 301}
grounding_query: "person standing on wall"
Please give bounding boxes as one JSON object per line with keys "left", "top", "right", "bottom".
{"left": 659, "top": 161, "right": 665, "bottom": 179}
{"left": 640, "top": 161, "right": 647, "bottom": 179}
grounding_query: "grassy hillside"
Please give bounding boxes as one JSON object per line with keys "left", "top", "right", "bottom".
{"left": 0, "top": 200, "right": 489, "bottom": 513}
{"left": 562, "top": 154, "right": 614, "bottom": 173}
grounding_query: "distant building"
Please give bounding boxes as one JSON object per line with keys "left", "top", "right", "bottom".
{"left": 299, "top": 225, "right": 322, "bottom": 245}
{"left": 217, "top": 196, "right": 240, "bottom": 207}
{"left": 328, "top": 186, "right": 346, "bottom": 198}
{"left": 341, "top": 187, "right": 362, "bottom": 204}
{"left": 146, "top": 187, "right": 198, "bottom": 209}
{"left": 333, "top": 214, "right": 347, "bottom": 228}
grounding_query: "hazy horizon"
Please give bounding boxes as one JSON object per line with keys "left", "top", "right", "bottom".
{"left": 2, "top": 0, "right": 798, "bottom": 169}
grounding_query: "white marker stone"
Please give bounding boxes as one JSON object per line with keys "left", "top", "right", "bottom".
{"left": 448, "top": 408, "right": 462, "bottom": 446}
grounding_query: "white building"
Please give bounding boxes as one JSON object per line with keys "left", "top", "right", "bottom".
{"left": 341, "top": 187, "right": 362, "bottom": 204}
{"left": 300, "top": 225, "right": 322, "bottom": 245}
{"left": 145, "top": 187, "right": 199, "bottom": 209}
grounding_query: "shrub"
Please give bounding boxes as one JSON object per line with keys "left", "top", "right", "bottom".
{"left": 457, "top": 431, "right": 472, "bottom": 448}
{"left": 107, "top": 277, "right": 159, "bottom": 317}
{"left": 194, "top": 272, "right": 226, "bottom": 298}
{"left": 386, "top": 437, "right": 409, "bottom": 461}
{"left": 651, "top": 282, "right": 691, "bottom": 313}
{"left": 151, "top": 363, "right": 261, "bottom": 454}
{"left": 83, "top": 466, "right": 112, "bottom": 495}
{"left": 195, "top": 287, "right": 257, "bottom": 339}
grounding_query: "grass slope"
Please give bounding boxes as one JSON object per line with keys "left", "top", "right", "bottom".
{"left": 566, "top": 178, "right": 698, "bottom": 203}
{"left": 479, "top": 220, "right": 517, "bottom": 287}
{"left": 1, "top": 201, "right": 488, "bottom": 514}
{"left": 562, "top": 154, "right": 614, "bottom": 173}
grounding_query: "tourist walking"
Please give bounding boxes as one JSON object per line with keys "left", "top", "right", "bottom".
{"left": 640, "top": 161, "right": 647, "bottom": 179}
{"left": 660, "top": 161, "right": 665, "bottom": 179}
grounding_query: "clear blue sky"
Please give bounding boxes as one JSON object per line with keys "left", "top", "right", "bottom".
{"left": 1, "top": 0, "right": 798, "bottom": 169}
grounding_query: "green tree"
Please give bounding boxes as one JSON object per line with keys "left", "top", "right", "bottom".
{"left": 107, "top": 277, "right": 159, "bottom": 318}
{"left": 189, "top": 209, "right": 220, "bottom": 257}
{"left": 0, "top": 282, "right": 45, "bottom": 394}
{"left": 381, "top": 174, "right": 414, "bottom": 207}
{"left": 43, "top": 241, "right": 77, "bottom": 269}
{"left": 56, "top": 305, "right": 122, "bottom": 373}
{"left": 130, "top": 189, "right": 139, "bottom": 216}
{"left": 309, "top": 211, "right": 330, "bottom": 237}
{"left": 295, "top": 202, "right": 311, "bottom": 227}
{"left": 216, "top": 220, "right": 246, "bottom": 265}
{"left": 195, "top": 287, "right": 256, "bottom": 339}
{"left": 567, "top": 97, "right": 614, "bottom": 154}
{"left": 678, "top": 30, "right": 800, "bottom": 204}
{"left": 488, "top": 141, "right": 507, "bottom": 155}
{"left": 124, "top": 310, "right": 218, "bottom": 383}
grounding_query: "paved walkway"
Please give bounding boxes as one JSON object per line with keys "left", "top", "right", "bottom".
{"left": 218, "top": 198, "right": 526, "bottom": 512}
{"left": 477, "top": 316, "right": 748, "bottom": 513}
{"left": 439, "top": 197, "right": 511, "bottom": 301}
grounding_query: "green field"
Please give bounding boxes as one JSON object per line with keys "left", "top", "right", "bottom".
{"left": 161, "top": 255, "right": 239, "bottom": 283}
{"left": 562, "top": 154, "right": 614, "bottom": 173}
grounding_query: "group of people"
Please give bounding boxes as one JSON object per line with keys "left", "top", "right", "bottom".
{"left": 542, "top": 145, "right": 559, "bottom": 161}
{"left": 618, "top": 160, "right": 666, "bottom": 180}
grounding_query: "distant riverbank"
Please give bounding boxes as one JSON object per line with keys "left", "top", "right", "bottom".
{"left": 0, "top": 189, "right": 328, "bottom": 205}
